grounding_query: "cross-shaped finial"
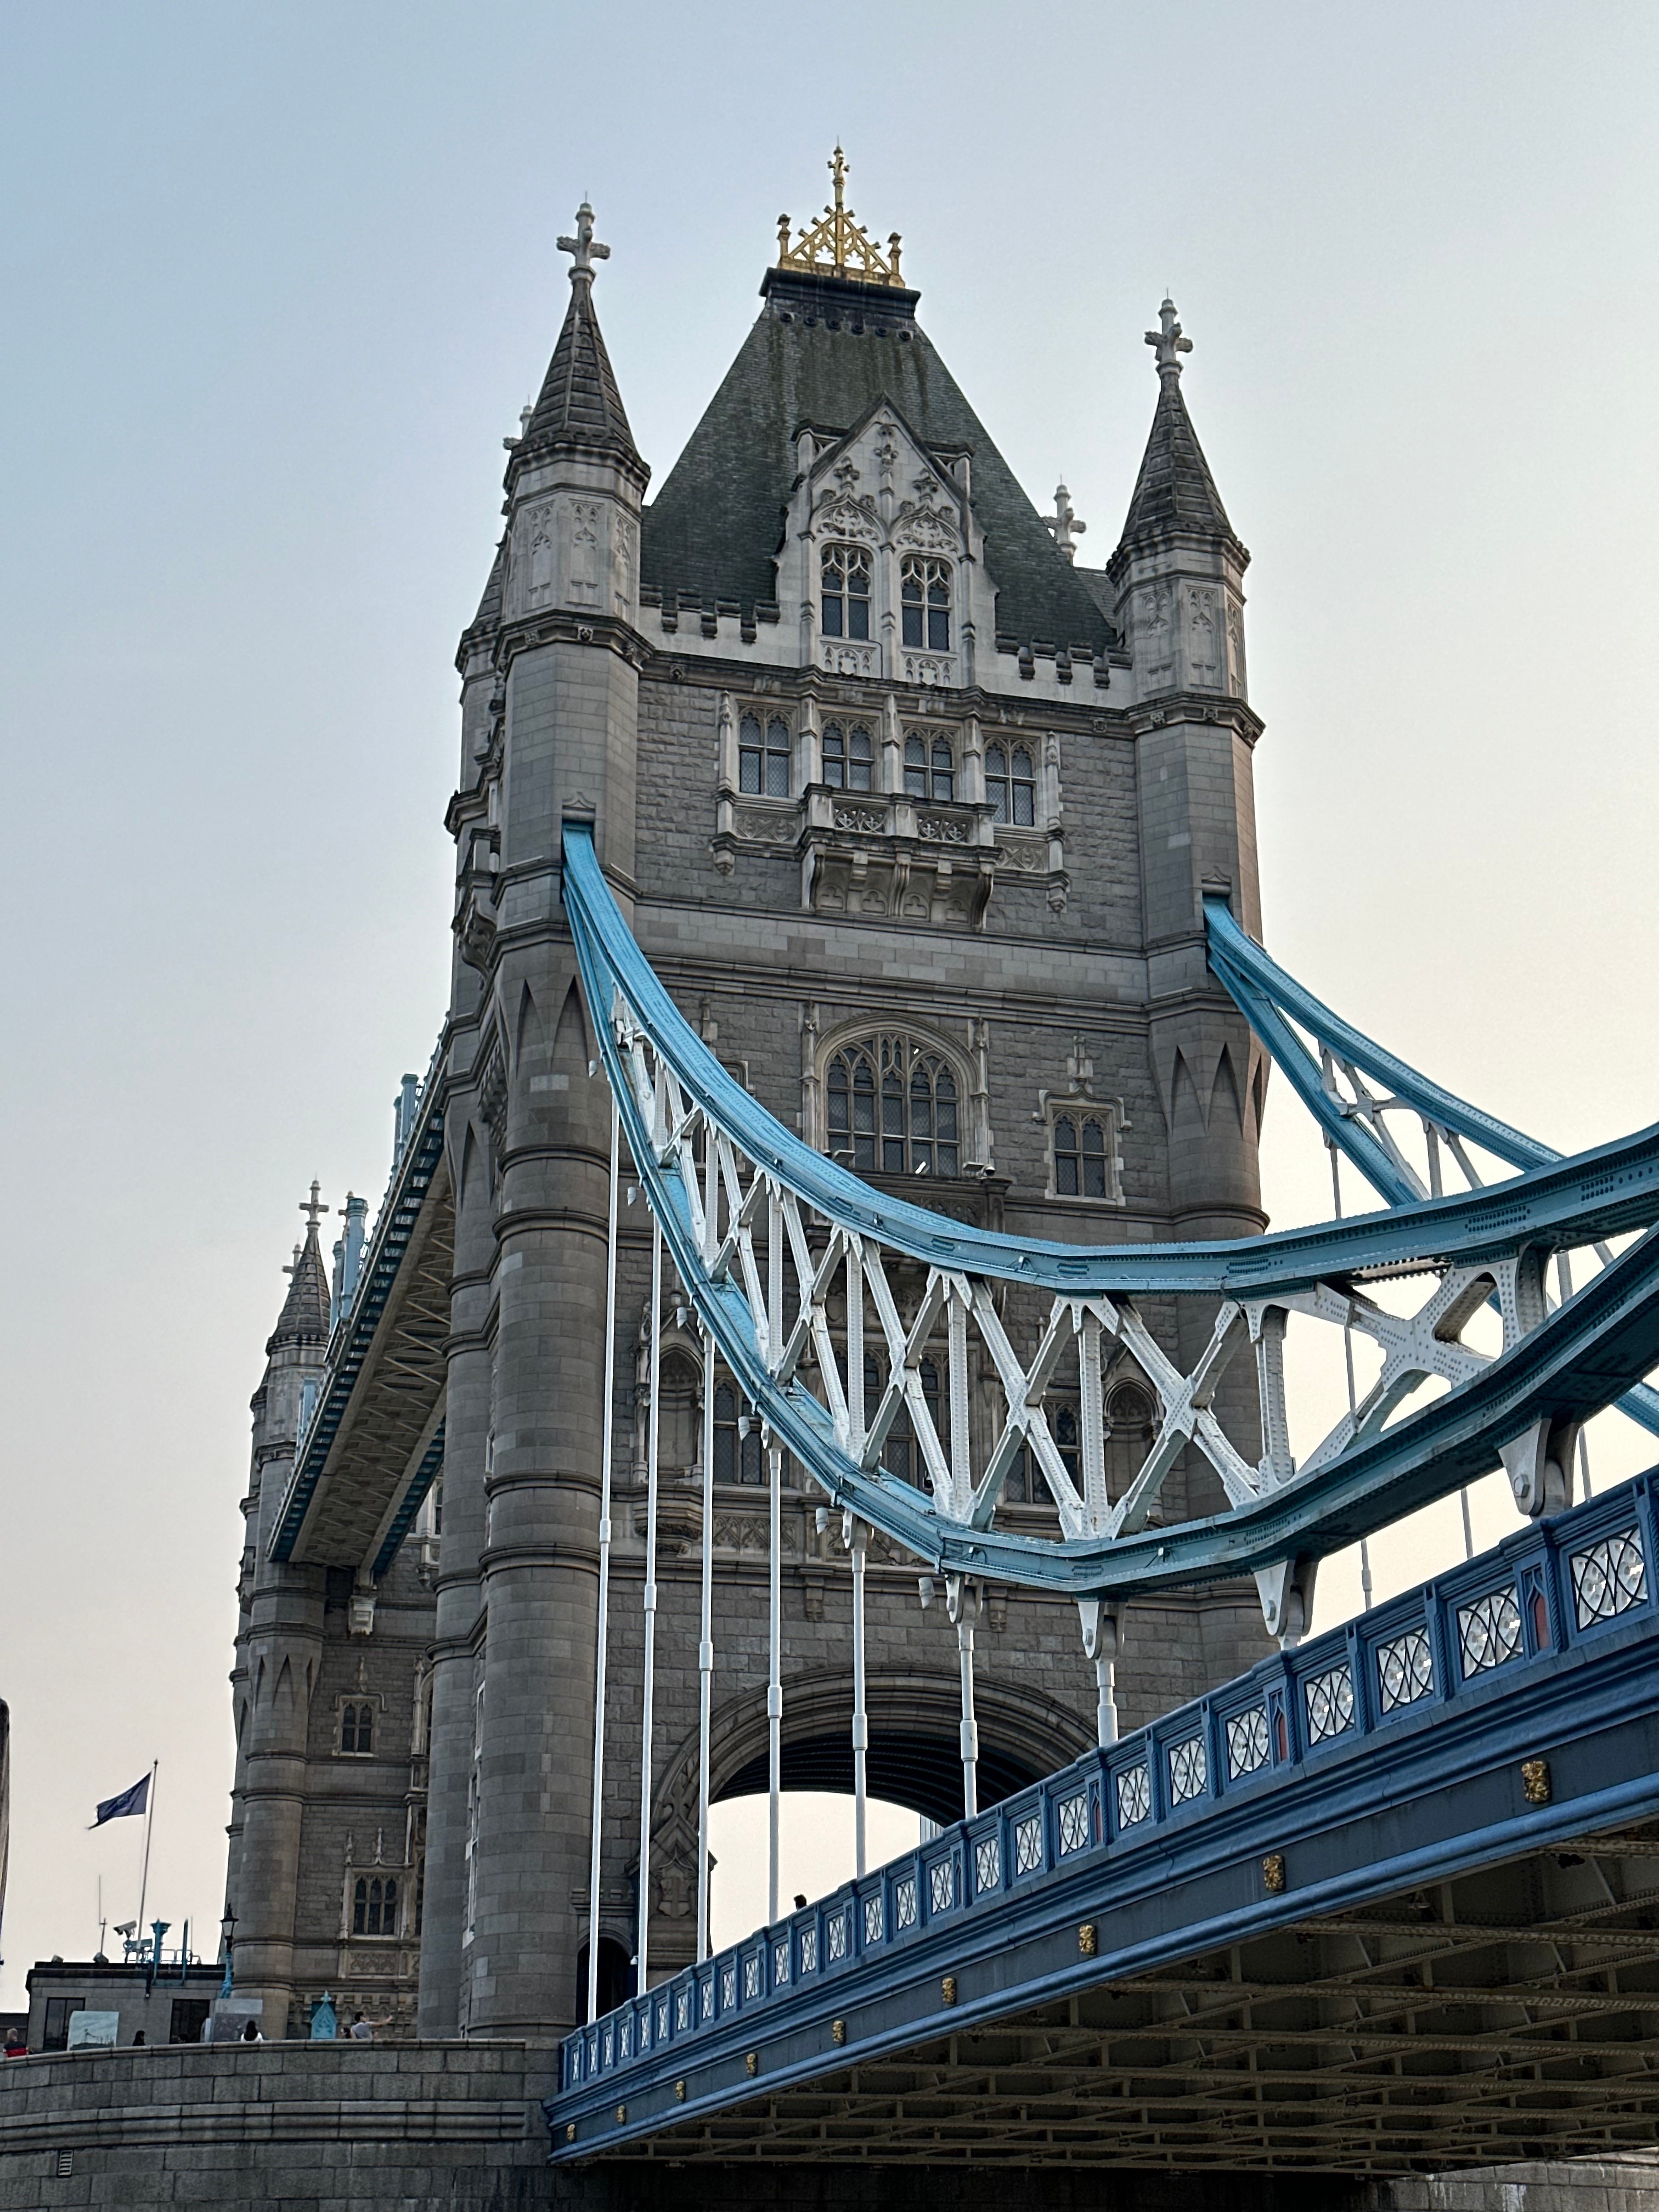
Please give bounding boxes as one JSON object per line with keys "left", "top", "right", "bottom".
{"left": 1145, "top": 296, "right": 1193, "bottom": 380}
{"left": 300, "top": 1180, "right": 327, "bottom": 1235}
{"left": 1045, "top": 482, "right": 1087, "bottom": 563}
{"left": 557, "top": 200, "right": 611, "bottom": 285}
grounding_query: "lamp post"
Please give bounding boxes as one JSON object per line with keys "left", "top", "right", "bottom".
{"left": 219, "top": 1905, "right": 237, "bottom": 2000}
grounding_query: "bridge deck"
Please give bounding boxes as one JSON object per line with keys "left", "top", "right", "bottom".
{"left": 548, "top": 1476, "right": 1659, "bottom": 2170}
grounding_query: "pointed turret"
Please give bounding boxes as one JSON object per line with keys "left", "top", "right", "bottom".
{"left": 266, "top": 1182, "right": 331, "bottom": 1354}
{"left": 512, "top": 201, "right": 646, "bottom": 486}
{"left": 1118, "top": 306, "right": 1238, "bottom": 555}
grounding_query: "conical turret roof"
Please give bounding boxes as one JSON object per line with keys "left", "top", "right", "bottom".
{"left": 1119, "top": 377, "right": 1235, "bottom": 549}
{"left": 519, "top": 265, "right": 642, "bottom": 474}
{"left": 267, "top": 1200, "right": 331, "bottom": 1355}
{"left": 1116, "top": 300, "right": 1242, "bottom": 560}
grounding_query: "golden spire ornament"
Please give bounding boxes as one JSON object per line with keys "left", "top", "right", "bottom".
{"left": 775, "top": 146, "right": 904, "bottom": 288}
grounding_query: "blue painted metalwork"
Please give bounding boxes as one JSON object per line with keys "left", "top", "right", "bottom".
{"left": 546, "top": 1470, "right": 1659, "bottom": 2158}
{"left": 269, "top": 1037, "right": 445, "bottom": 1565}
{"left": 561, "top": 823, "right": 1659, "bottom": 1596}
{"left": 1204, "top": 893, "right": 1659, "bottom": 1436}
{"left": 369, "top": 1421, "right": 445, "bottom": 1582}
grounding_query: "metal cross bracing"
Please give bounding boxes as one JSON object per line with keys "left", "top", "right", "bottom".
{"left": 562, "top": 823, "right": 1659, "bottom": 1660}
{"left": 548, "top": 1471, "right": 1659, "bottom": 2166}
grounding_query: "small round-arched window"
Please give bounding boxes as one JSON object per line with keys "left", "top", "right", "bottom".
{"left": 825, "top": 1036, "right": 961, "bottom": 1178}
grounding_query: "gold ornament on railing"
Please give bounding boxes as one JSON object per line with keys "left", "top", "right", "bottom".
{"left": 776, "top": 146, "right": 904, "bottom": 289}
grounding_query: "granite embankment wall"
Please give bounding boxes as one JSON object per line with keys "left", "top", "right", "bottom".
{"left": 1, "top": 2042, "right": 1655, "bottom": 2212}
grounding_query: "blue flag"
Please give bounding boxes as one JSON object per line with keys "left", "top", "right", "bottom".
{"left": 92, "top": 1775, "right": 149, "bottom": 1827}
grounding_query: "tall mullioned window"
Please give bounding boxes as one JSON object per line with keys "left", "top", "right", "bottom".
{"left": 986, "top": 742, "right": 1036, "bottom": 826}
{"left": 712, "top": 1380, "right": 763, "bottom": 1485}
{"left": 821, "top": 546, "right": 871, "bottom": 640}
{"left": 340, "top": 1702, "right": 373, "bottom": 1756}
{"left": 353, "top": 1875, "right": 398, "bottom": 1937}
{"left": 822, "top": 721, "right": 873, "bottom": 791}
{"left": 740, "top": 713, "right": 791, "bottom": 798}
{"left": 1053, "top": 1114, "right": 1109, "bottom": 1199}
{"left": 901, "top": 556, "right": 951, "bottom": 651}
{"left": 903, "top": 731, "right": 954, "bottom": 802}
{"left": 826, "top": 1036, "right": 960, "bottom": 1178}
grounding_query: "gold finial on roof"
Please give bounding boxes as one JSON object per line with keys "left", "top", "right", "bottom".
{"left": 775, "top": 145, "right": 905, "bottom": 289}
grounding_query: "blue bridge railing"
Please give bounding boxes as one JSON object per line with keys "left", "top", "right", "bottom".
{"left": 552, "top": 1469, "right": 1657, "bottom": 2146}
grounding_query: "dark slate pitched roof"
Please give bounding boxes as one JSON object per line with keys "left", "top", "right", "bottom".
{"left": 521, "top": 275, "right": 642, "bottom": 470}
{"left": 267, "top": 1224, "right": 331, "bottom": 1354}
{"left": 640, "top": 278, "right": 1115, "bottom": 652}
{"left": 1118, "top": 377, "right": 1238, "bottom": 552}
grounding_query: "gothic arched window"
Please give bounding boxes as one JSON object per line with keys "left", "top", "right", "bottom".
{"left": 1053, "top": 1403, "right": 1081, "bottom": 1486}
{"left": 901, "top": 556, "right": 951, "bottom": 651}
{"left": 1053, "top": 1114, "right": 1109, "bottom": 1199}
{"left": 864, "top": 1352, "right": 941, "bottom": 1489}
{"left": 341, "top": 1703, "right": 373, "bottom": 1756}
{"left": 352, "top": 1875, "right": 398, "bottom": 1937}
{"left": 902, "top": 731, "right": 954, "bottom": 802}
{"left": 821, "top": 546, "right": 871, "bottom": 641}
{"left": 740, "top": 712, "right": 792, "bottom": 798}
{"left": 825, "top": 1036, "right": 960, "bottom": 1178}
{"left": 986, "top": 742, "right": 1036, "bottom": 827}
{"left": 712, "top": 1381, "right": 763, "bottom": 1485}
{"left": 822, "top": 721, "right": 873, "bottom": 792}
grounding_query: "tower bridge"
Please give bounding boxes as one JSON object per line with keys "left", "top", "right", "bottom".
{"left": 141, "top": 153, "right": 1659, "bottom": 2209}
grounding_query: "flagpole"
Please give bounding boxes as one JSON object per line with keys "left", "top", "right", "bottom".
{"left": 136, "top": 1760, "right": 159, "bottom": 1945}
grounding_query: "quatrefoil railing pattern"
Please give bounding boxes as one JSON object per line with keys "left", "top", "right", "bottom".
{"left": 562, "top": 825, "right": 1659, "bottom": 1619}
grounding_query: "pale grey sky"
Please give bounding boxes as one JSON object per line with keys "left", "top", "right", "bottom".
{"left": 2, "top": 1, "right": 1656, "bottom": 2006}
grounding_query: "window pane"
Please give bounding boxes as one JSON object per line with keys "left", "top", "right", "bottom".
{"left": 714, "top": 1426, "right": 735, "bottom": 1480}
{"left": 904, "top": 733, "right": 925, "bottom": 765}
{"left": 902, "top": 568, "right": 922, "bottom": 603}
{"left": 902, "top": 605, "right": 923, "bottom": 648}
{"left": 1013, "top": 779, "right": 1034, "bottom": 826}
{"left": 740, "top": 751, "right": 761, "bottom": 794}
{"left": 1084, "top": 1155, "right": 1107, "bottom": 1199}
{"left": 1082, "top": 1120, "right": 1104, "bottom": 1154}
{"left": 849, "top": 726, "right": 872, "bottom": 761}
{"left": 822, "top": 595, "right": 843, "bottom": 637}
{"left": 741, "top": 1430, "right": 763, "bottom": 1484}
{"left": 1057, "top": 1154, "right": 1079, "bottom": 1196}
{"left": 849, "top": 598, "right": 869, "bottom": 641}
{"left": 766, "top": 751, "right": 788, "bottom": 797}
{"left": 987, "top": 744, "right": 1006, "bottom": 776}
{"left": 849, "top": 726, "right": 872, "bottom": 790}
{"left": 928, "top": 609, "right": 950, "bottom": 652}
{"left": 937, "top": 1143, "right": 958, "bottom": 1175}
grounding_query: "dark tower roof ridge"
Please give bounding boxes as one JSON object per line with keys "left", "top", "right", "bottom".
{"left": 517, "top": 201, "right": 645, "bottom": 479}
{"left": 1116, "top": 297, "right": 1241, "bottom": 557}
{"left": 640, "top": 221, "right": 1115, "bottom": 651}
{"left": 267, "top": 1183, "right": 332, "bottom": 1353}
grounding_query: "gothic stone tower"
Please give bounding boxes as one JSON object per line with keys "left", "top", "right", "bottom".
{"left": 229, "top": 157, "right": 1273, "bottom": 2049}
{"left": 417, "top": 162, "right": 1269, "bottom": 2044}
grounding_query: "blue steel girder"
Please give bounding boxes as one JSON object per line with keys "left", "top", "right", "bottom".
{"left": 269, "top": 1041, "right": 448, "bottom": 1568}
{"left": 561, "top": 823, "right": 1659, "bottom": 1602}
{"left": 1204, "top": 892, "right": 1659, "bottom": 1438}
{"left": 547, "top": 1471, "right": 1659, "bottom": 2163}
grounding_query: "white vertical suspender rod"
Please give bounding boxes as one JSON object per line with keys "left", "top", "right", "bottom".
{"left": 957, "top": 1587, "right": 979, "bottom": 1819}
{"left": 696, "top": 1324, "right": 715, "bottom": 1964}
{"left": 767, "top": 1435, "right": 782, "bottom": 1929}
{"left": 845, "top": 1242, "right": 867, "bottom": 1880}
{"left": 766, "top": 1188, "right": 784, "bottom": 1929}
{"left": 636, "top": 1212, "right": 664, "bottom": 1990}
{"left": 1329, "top": 1138, "right": 1374, "bottom": 1609}
{"left": 850, "top": 1522, "right": 868, "bottom": 1878}
{"left": 585, "top": 1096, "right": 620, "bottom": 2027}
{"left": 696, "top": 1115, "right": 718, "bottom": 1965}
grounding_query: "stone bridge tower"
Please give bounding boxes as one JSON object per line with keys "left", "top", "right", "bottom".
{"left": 414, "top": 165, "right": 1272, "bottom": 2041}
{"left": 226, "top": 160, "right": 1274, "bottom": 2050}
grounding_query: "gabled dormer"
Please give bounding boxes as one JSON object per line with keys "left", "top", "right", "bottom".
{"left": 774, "top": 400, "right": 997, "bottom": 690}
